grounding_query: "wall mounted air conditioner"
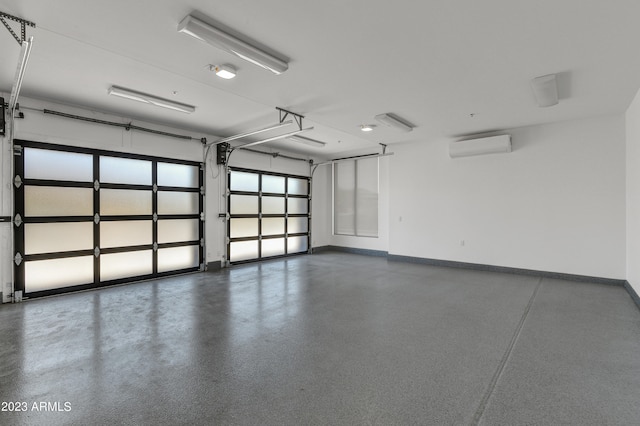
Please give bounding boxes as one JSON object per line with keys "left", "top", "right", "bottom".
{"left": 449, "top": 135, "right": 511, "bottom": 158}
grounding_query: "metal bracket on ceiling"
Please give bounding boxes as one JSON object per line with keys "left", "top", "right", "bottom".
{"left": 0, "top": 11, "right": 35, "bottom": 46}
{"left": 380, "top": 143, "right": 387, "bottom": 155}
{"left": 277, "top": 107, "right": 304, "bottom": 131}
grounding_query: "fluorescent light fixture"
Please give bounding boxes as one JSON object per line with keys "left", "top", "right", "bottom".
{"left": 239, "top": 127, "right": 314, "bottom": 149}
{"left": 375, "top": 112, "right": 414, "bottom": 132}
{"left": 178, "top": 15, "right": 288, "bottom": 75}
{"left": 9, "top": 36, "right": 33, "bottom": 110}
{"left": 530, "top": 74, "right": 558, "bottom": 107}
{"left": 211, "top": 64, "right": 236, "bottom": 79}
{"left": 360, "top": 124, "right": 375, "bottom": 132}
{"left": 288, "top": 135, "right": 326, "bottom": 148}
{"left": 108, "top": 86, "right": 196, "bottom": 114}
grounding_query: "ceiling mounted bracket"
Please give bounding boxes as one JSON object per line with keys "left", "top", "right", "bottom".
{"left": 277, "top": 107, "right": 304, "bottom": 131}
{"left": 0, "top": 11, "right": 35, "bottom": 46}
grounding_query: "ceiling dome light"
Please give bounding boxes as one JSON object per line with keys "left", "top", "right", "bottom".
{"left": 211, "top": 64, "right": 236, "bottom": 79}
{"left": 360, "top": 124, "right": 375, "bottom": 132}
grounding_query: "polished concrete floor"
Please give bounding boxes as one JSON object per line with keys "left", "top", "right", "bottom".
{"left": 1, "top": 251, "right": 639, "bottom": 425}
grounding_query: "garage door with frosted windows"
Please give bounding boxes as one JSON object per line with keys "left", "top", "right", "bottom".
{"left": 228, "top": 168, "right": 310, "bottom": 263}
{"left": 13, "top": 140, "right": 203, "bottom": 297}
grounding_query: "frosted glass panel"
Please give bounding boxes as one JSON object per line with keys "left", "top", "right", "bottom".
{"left": 230, "top": 195, "right": 258, "bottom": 214}
{"left": 101, "top": 189, "right": 152, "bottom": 215}
{"left": 25, "top": 222, "right": 93, "bottom": 254}
{"left": 25, "top": 186, "right": 93, "bottom": 217}
{"left": 288, "top": 236, "right": 308, "bottom": 254}
{"left": 158, "top": 246, "right": 199, "bottom": 273}
{"left": 157, "top": 163, "right": 199, "bottom": 188}
{"left": 262, "top": 238, "right": 285, "bottom": 257}
{"left": 334, "top": 161, "right": 355, "bottom": 235}
{"left": 101, "top": 221, "right": 152, "bottom": 248}
{"left": 262, "top": 218, "right": 284, "bottom": 236}
{"left": 100, "top": 157, "right": 151, "bottom": 185}
{"left": 158, "top": 192, "right": 199, "bottom": 215}
{"left": 230, "top": 218, "right": 258, "bottom": 238}
{"left": 230, "top": 171, "right": 258, "bottom": 192}
{"left": 230, "top": 240, "right": 258, "bottom": 262}
{"left": 158, "top": 219, "right": 199, "bottom": 243}
{"left": 262, "top": 175, "right": 285, "bottom": 193}
{"left": 101, "top": 250, "right": 152, "bottom": 281}
{"left": 356, "top": 158, "right": 379, "bottom": 237}
{"left": 24, "top": 148, "right": 93, "bottom": 182}
{"left": 288, "top": 217, "right": 308, "bottom": 234}
{"left": 288, "top": 177, "right": 308, "bottom": 195}
{"left": 288, "top": 198, "right": 308, "bottom": 214}
{"left": 262, "top": 196, "right": 284, "bottom": 214}
{"left": 25, "top": 256, "right": 94, "bottom": 292}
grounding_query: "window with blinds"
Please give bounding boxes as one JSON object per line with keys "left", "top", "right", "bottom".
{"left": 333, "top": 157, "right": 379, "bottom": 237}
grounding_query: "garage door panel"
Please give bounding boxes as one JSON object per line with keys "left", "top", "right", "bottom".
{"left": 15, "top": 141, "right": 203, "bottom": 297}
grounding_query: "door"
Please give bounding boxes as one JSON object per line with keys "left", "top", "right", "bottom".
{"left": 13, "top": 140, "right": 204, "bottom": 297}
{"left": 227, "top": 168, "right": 309, "bottom": 264}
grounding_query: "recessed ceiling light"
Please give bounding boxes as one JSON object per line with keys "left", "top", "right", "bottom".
{"left": 210, "top": 64, "right": 236, "bottom": 79}
{"left": 360, "top": 124, "right": 375, "bottom": 132}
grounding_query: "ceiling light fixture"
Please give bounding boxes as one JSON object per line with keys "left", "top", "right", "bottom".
{"left": 530, "top": 74, "right": 559, "bottom": 107}
{"left": 178, "top": 15, "right": 288, "bottom": 75}
{"left": 375, "top": 113, "right": 414, "bottom": 132}
{"left": 288, "top": 135, "right": 326, "bottom": 148}
{"left": 210, "top": 64, "right": 236, "bottom": 79}
{"left": 360, "top": 124, "right": 375, "bottom": 132}
{"left": 108, "top": 86, "right": 196, "bottom": 114}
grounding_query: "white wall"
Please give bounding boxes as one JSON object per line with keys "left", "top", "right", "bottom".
{"left": 1, "top": 95, "right": 631, "bottom": 300}
{"left": 388, "top": 116, "right": 626, "bottom": 279}
{"left": 626, "top": 88, "right": 640, "bottom": 293}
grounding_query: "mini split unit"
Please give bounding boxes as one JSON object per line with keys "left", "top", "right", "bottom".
{"left": 449, "top": 135, "right": 512, "bottom": 158}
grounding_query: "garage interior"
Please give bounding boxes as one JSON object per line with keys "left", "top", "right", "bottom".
{"left": 1, "top": 1, "right": 640, "bottom": 424}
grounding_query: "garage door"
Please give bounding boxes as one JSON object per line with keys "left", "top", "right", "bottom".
{"left": 13, "top": 140, "right": 203, "bottom": 297}
{"left": 227, "top": 168, "right": 309, "bottom": 263}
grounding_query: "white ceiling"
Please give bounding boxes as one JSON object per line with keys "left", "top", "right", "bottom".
{"left": 2, "top": 0, "right": 640, "bottom": 158}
